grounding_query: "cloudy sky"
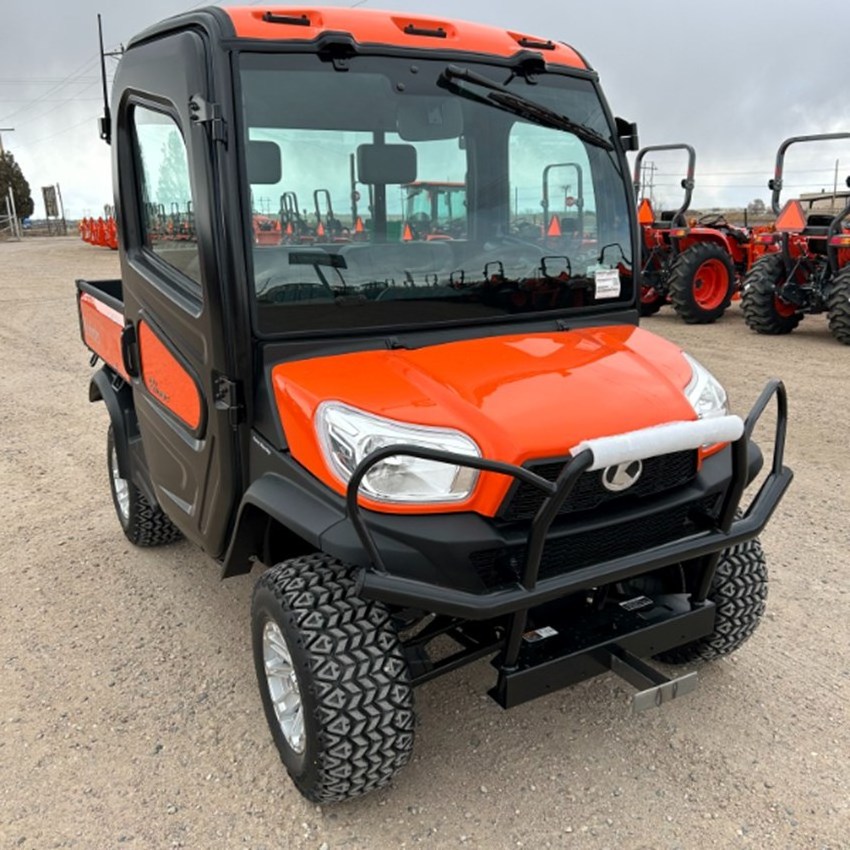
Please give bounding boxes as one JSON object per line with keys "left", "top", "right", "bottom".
{"left": 2, "top": 0, "right": 849, "bottom": 218}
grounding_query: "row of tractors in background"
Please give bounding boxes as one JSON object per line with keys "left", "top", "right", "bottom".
{"left": 78, "top": 133, "right": 850, "bottom": 345}
{"left": 634, "top": 135, "right": 850, "bottom": 345}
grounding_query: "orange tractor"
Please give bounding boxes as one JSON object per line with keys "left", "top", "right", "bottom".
{"left": 635, "top": 144, "right": 767, "bottom": 323}
{"left": 741, "top": 132, "right": 850, "bottom": 344}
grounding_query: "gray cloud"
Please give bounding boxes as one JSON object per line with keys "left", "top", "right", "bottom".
{"left": 2, "top": 0, "right": 848, "bottom": 216}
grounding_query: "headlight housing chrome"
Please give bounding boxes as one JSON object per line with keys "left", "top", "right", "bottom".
{"left": 315, "top": 402, "right": 481, "bottom": 503}
{"left": 683, "top": 353, "right": 729, "bottom": 419}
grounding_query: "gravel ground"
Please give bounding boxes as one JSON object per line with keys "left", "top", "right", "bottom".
{"left": 1, "top": 237, "right": 848, "bottom": 850}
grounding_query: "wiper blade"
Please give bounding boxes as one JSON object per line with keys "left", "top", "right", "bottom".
{"left": 439, "top": 64, "right": 613, "bottom": 151}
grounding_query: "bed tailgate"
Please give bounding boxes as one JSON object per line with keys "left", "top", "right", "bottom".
{"left": 76, "top": 279, "right": 128, "bottom": 380}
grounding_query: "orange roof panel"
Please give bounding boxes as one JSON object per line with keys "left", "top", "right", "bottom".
{"left": 223, "top": 7, "right": 588, "bottom": 69}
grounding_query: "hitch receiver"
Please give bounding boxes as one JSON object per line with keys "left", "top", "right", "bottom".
{"left": 599, "top": 645, "right": 698, "bottom": 713}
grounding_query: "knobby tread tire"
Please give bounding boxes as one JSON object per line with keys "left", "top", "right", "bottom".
{"left": 656, "top": 537, "right": 768, "bottom": 664}
{"left": 741, "top": 253, "right": 802, "bottom": 335}
{"left": 128, "top": 493, "right": 184, "bottom": 547}
{"left": 252, "top": 555, "right": 414, "bottom": 803}
{"left": 826, "top": 266, "right": 850, "bottom": 344}
{"left": 668, "top": 242, "right": 736, "bottom": 324}
{"left": 107, "top": 426, "right": 182, "bottom": 547}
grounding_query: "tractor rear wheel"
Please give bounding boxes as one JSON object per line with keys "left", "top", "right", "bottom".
{"left": 668, "top": 242, "right": 735, "bottom": 323}
{"left": 827, "top": 266, "right": 850, "bottom": 344}
{"left": 251, "top": 554, "right": 415, "bottom": 803}
{"left": 741, "top": 253, "right": 802, "bottom": 335}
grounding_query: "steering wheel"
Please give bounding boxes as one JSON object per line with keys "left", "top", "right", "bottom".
{"left": 262, "top": 279, "right": 334, "bottom": 303}
{"left": 698, "top": 213, "right": 728, "bottom": 228}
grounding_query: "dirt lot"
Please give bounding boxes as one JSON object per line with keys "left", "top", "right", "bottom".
{"left": 1, "top": 237, "right": 848, "bottom": 850}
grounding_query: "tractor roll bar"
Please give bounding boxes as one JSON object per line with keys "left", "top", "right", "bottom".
{"left": 632, "top": 144, "right": 696, "bottom": 224}
{"left": 542, "top": 162, "right": 584, "bottom": 238}
{"left": 769, "top": 132, "right": 850, "bottom": 214}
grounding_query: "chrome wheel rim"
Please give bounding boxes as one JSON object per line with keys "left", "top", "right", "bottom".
{"left": 262, "top": 620, "right": 305, "bottom": 753}
{"left": 110, "top": 444, "right": 130, "bottom": 521}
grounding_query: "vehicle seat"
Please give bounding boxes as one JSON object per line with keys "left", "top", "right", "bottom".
{"left": 652, "top": 210, "right": 685, "bottom": 228}
{"left": 800, "top": 213, "right": 833, "bottom": 248}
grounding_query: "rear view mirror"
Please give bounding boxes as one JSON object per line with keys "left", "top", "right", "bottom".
{"left": 615, "top": 117, "right": 639, "bottom": 152}
{"left": 248, "top": 140, "right": 282, "bottom": 184}
{"left": 397, "top": 99, "right": 462, "bottom": 141}
{"left": 357, "top": 144, "right": 417, "bottom": 184}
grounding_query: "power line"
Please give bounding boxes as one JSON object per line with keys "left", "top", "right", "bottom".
{"left": 10, "top": 78, "right": 110, "bottom": 130}
{"left": 0, "top": 54, "right": 100, "bottom": 124}
{"left": 21, "top": 115, "right": 100, "bottom": 146}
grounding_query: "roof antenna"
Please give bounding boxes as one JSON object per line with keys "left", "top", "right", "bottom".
{"left": 98, "top": 13, "right": 112, "bottom": 144}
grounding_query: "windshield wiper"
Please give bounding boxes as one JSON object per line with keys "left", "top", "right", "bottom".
{"left": 439, "top": 64, "right": 613, "bottom": 151}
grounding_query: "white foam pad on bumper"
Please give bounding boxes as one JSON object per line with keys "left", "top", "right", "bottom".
{"left": 571, "top": 415, "right": 745, "bottom": 472}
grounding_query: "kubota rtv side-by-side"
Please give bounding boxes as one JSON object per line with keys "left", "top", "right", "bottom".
{"left": 741, "top": 132, "right": 850, "bottom": 344}
{"left": 76, "top": 6, "right": 791, "bottom": 802}
{"left": 635, "top": 144, "right": 771, "bottom": 324}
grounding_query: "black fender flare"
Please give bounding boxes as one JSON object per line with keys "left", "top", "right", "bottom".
{"left": 221, "top": 473, "right": 346, "bottom": 578}
{"left": 89, "top": 367, "right": 135, "bottom": 480}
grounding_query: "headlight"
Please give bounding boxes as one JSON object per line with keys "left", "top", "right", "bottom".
{"left": 315, "top": 402, "right": 481, "bottom": 503}
{"left": 683, "top": 353, "right": 729, "bottom": 419}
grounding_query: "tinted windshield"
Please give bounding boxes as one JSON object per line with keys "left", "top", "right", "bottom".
{"left": 240, "top": 53, "right": 633, "bottom": 335}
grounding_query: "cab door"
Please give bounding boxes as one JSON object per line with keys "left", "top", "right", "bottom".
{"left": 113, "top": 31, "right": 239, "bottom": 556}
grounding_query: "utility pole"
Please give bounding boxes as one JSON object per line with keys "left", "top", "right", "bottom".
{"left": 833, "top": 159, "right": 840, "bottom": 211}
{"left": 0, "top": 127, "right": 15, "bottom": 157}
{"left": 640, "top": 161, "right": 657, "bottom": 206}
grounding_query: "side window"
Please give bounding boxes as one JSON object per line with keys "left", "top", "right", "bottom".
{"left": 133, "top": 105, "right": 201, "bottom": 285}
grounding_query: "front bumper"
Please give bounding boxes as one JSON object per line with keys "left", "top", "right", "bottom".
{"left": 346, "top": 380, "right": 791, "bottom": 620}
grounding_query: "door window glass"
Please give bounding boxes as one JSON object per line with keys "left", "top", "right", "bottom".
{"left": 133, "top": 106, "right": 201, "bottom": 284}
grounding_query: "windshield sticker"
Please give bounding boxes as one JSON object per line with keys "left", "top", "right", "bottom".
{"left": 594, "top": 269, "right": 621, "bottom": 300}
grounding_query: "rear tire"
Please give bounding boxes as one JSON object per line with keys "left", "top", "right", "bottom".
{"left": 657, "top": 537, "right": 768, "bottom": 664}
{"left": 668, "top": 242, "right": 736, "bottom": 323}
{"left": 827, "top": 266, "right": 850, "bottom": 344}
{"left": 107, "top": 425, "right": 182, "bottom": 547}
{"left": 741, "top": 253, "right": 802, "bottom": 335}
{"left": 252, "top": 554, "right": 415, "bottom": 803}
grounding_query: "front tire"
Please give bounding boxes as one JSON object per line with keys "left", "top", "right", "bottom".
{"left": 639, "top": 283, "right": 664, "bottom": 316}
{"left": 741, "top": 253, "right": 803, "bottom": 335}
{"left": 252, "top": 555, "right": 415, "bottom": 803}
{"left": 657, "top": 537, "right": 768, "bottom": 664}
{"left": 827, "top": 266, "right": 850, "bottom": 344}
{"left": 668, "top": 242, "right": 736, "bottom": 323}
{"left": 107, "top": 425, "right": 182, "bottom": 547}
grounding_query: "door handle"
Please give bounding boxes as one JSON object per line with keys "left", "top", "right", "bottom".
{"left": 120, "top": 324, "right": 140, "bottom": 379}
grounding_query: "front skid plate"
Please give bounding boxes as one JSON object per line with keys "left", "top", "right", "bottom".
{"left": 489, "top": 595, "right": 714, "bottom": 709}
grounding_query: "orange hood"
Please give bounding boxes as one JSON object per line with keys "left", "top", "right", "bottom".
{"left": 271, "top": 326, "right": 696, "bottom": 515}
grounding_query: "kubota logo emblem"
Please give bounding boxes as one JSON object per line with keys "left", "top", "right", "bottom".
{"left": 601, "top": 460, "right": 643, "bottom": 492}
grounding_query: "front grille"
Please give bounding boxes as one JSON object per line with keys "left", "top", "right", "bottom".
{"left": 471, "top": 494, "right": 721, "bottom": 589}
{"left": 500, "top": 450, "right": 698, "bottom": 522}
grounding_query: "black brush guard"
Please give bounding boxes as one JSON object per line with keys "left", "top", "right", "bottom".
{"left": 346, "top": 380, "right": 791, "bottom": 708}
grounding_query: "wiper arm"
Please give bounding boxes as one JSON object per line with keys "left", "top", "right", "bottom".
{"left": 439, "top": 64, "right": 614, "bottom": 151}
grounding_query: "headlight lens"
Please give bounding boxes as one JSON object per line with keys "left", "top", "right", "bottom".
{"left": 683, "top": 353, "right": 729, "bottom": 419}
{"left": 315, "top": 402, "right": 481, "bottom": 503}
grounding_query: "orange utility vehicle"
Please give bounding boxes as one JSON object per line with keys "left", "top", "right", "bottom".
{"left": 76, "top": 6, "right": 791, "bottom": 802}
{"left": 741, "top": 132, "right": 850, "bottom": 344}
{"left": 635, "top": 144, "right": 767, "bottom": 323}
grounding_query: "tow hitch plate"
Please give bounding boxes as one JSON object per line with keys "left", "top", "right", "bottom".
{"left": 601, "top": 645, "right": 698, "bottom": 713}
